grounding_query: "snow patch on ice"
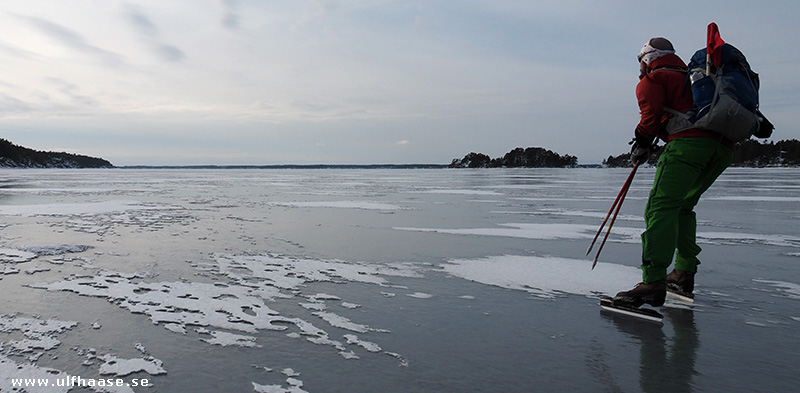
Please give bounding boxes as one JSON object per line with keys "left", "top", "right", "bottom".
{"left": 396, "top": 223, "right": 800, "bottom": 249}
{"left": 29, "top": 272, "right": 305, "bottom": 335}
{"left": 343, "top": 334, "right": 382, "bottom": 352}
{"left": 0, "top": 248, "right": 38, "bottom": 264}
{"left": 312, "top": 312, "right": 385, "bottom": 334}
{"left": 197, "top": 328, "right": 261, "bottom": 348}
{"left": 98, "top": 354, "right": 167, "bottom": 377}
{"left": 0, "top": 315, "right": 135, "bottom": 393}
{"left": 253, "top": 380, "right": 309, "bottom": 393}
{"left": 0, "top": 357, "right": 73, "bottom": 393}
{"left": 213, "top": 253, "right": 424, "bottom": 288}
{"left": 395, "top": 223, "right": 641, "bottom": 243}
{"left": 0, "top": 315, "right": 77, "bottom": 359}
{"left": 442, "top": 255, "right": 641, "bottom": 298}
{"left": 406, "top": 292, "right": 434, "bottom": 299}
{"left": 31, "top": 253, "right": 420, "bottom": 364}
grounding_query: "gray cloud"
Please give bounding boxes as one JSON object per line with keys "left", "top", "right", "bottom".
{"left": 153, "top": 43, "right": 185, "bottom": 63}
{"left": 44, "top": 77, "right": 98, "bottom": 107}
{"left": 0, "top": 92, "right": 32, "bottom": 114}
{"left": 121, "top": 4, "right": 185, "bottom": 63}
{"left": 16, "top": 14, "right": 124, "bottom": 67}
{"left": 123, "top": 4, "right": 158, "bottom": 36}
{"left": 219, "top": 0, "right": 240, "bottom": 30}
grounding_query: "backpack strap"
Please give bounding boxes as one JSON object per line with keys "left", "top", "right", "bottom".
{"left": 663, "top": 106, "right": 696, "bottom": 135}
{"left": 663, "top": 106, "right": 691, "bottom": 120}
{"left": 651, "top": 67, "right": 696, "bottom": 134}
{"left": 649, "top": 66, "right": 688, "bottom": 74}
{"left": 650, "top": 66, "right": 693, "bottom": 101}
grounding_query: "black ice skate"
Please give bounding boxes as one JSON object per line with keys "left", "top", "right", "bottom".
{"left": 666, "top": 269, "right": 695, "bottom": 302}
{"left": 613, "top": 280, "right": 666, "bottom": 308}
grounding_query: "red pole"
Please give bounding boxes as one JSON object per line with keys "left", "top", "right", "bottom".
{"left": 590, "top": 162, "right": 639, "bottom": 269}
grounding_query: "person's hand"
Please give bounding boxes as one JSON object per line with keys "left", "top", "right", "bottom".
{"left": 629, "top": 134, "right": 655, "bottom": 165}
{"left": 630, "top": 142, "right": 649, "bottom": 165}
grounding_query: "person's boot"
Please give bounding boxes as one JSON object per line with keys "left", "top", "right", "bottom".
{"left": 613, "top": 280, "right": 666, "bottom": 308}
{"left": 666, "top": 269, "right": 695, "bottom": 298}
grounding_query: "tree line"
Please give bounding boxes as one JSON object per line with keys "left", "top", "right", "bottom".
{"left": 603, "top": 139, "right": 800, "bottom": 168}
{"left": 0, "top": 138, "right": 113, "bottom": 168}
{"left": 449, "top": 147, "right": 578, "bottom": 168}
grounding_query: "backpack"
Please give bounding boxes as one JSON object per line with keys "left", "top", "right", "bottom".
{"left": 665, "top": 43, "right": 773, "bottom": 142}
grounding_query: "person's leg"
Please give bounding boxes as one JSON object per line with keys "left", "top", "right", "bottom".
{"left": 616, "top": 138, "right": 731, "bottom": 307}
{"left": 673, "top": 141, "right": 733, "bottom": 273}
{"left": 640, "top": 139, "right": 712, "bottom": 284}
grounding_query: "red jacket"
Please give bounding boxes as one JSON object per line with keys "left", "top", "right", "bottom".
{"left": 636, "top": 54, "right": 734, "bottom": 149}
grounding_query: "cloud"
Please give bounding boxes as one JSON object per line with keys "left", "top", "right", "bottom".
{"left": 0, "top": 92, "right": 32, "bottom": 115}
{"left": 0, "top": 1, "right": 797, "bottom": 166}
{"left": 16, "top": 14, "right": 124, "bottom": 67}
{"left": 122, "top": 4, "right": 158, "bottom": 36}
{"left": 153, "top": 43, "right": 185, "bottom": 63}
{"left": 121, "top": 4, "right": 185, "bottom": 63}
{"left": 219, "top": 0, "right": 240, "bottom": 30}
{"left": 44, "top": 77, "right": 98, "bottom": 107}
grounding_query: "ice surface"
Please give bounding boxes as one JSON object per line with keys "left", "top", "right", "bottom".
{"left": 421, "top": 189, "right": 503, "bottom": 196}
{"left": 0, "top": 200, "right": 158, "bottom": 216}
{"left": 1, "top": 168, "right": 798, "bottom": 392}
{"left": 269, "top": 201, "right": 404, "bottom": 211}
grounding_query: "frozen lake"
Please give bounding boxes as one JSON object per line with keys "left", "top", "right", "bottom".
{"left": 0, "top": 167, "right": 797, "bottom": 392}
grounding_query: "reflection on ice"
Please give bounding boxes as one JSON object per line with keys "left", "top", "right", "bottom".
{"left": 753, "top": 279, "right": 800, "bottom": 300}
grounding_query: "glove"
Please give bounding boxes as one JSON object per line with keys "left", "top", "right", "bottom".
{"left": 629, "top": 134, "right": 655, "bottom": 165}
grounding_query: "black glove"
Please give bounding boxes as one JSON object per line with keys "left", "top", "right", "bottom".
{"left": 630, "top": 134, "right": 656, "bottom": 165}
{"left": 754, "top": 110, "right": 774, "bottom": 139}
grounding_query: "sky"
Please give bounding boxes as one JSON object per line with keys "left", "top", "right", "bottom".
{"left": 0, "top": 0, "right": 798, "bottom": 166}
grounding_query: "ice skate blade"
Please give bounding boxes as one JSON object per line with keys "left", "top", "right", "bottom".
{"left": 666, "top": 289, "right": 695, "bottom": 304}
{"left": 599, "top": 296, "right": 663, "bottom": 323}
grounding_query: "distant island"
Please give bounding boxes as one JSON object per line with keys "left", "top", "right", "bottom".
{"left": 449, "top": 147, "right": 578, "bottom": 168}
{"left": 0, "top": 138, "right": 113, "bottom": 168}
{"left": 2, "top": 137, "right": 796, "bottom": 169}
{"left": 603, "top": 139, "right": 800, "bottom": 168}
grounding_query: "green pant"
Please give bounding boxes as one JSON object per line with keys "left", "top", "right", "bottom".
{"left": 640, "top": 137, "right": 733, "bottom": 283}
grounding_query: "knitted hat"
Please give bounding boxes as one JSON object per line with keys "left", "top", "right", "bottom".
{"left": 638, "top": 37, "right": 675, "bottom": 64}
